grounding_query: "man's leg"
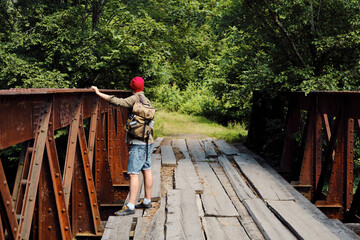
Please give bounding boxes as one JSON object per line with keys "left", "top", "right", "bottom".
{"left": 142, "top": 169, "right": 153, "bottom": 200}
{"left": 115, "top": 144, "right": 140, "bottom": 216}
{"left": 135, "top": 169, "right": 153, "bottom": 209}
{"left": 114, "top": 174, "right": 139, "bottom": 216}
{"left": 128, "top": 174, "right": 140, "bottom": 205}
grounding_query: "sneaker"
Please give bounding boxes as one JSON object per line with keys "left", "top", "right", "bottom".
{"left": 114, "top": 206, "right": 135, "bottom": 216}
{"left": 135, "top": 200, "right": 152, "bottom": 209}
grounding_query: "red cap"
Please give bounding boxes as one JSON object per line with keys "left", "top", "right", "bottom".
{"left": 130, "top": 76, "right": 144, "bottom": 92}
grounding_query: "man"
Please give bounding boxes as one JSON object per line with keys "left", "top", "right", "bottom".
{"left": 91, "top": 76, "right": 154, "bottom": 216}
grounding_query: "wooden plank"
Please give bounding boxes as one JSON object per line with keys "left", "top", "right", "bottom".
{"left": 268, "top": 200, "right": 339, "bottom": 240}
{"left": 151, "top": 153, "right": 161, "bottom": 200}
{"left": 196, "top": 194, "right": 204, "bottom": 217}
{"left": 203, "top": 217, "right": 250, "bottom": 240}
{"left": 234, "top": 154, "right": 294, "bottom": 201}
{"left": 210, "top": 163, "right": 264, "bottom": 240}
{"left": 243, "top": 198, "right": 296, "bottom": 240}
{"left": 172, "top": 138, "right": 191, "bottom": 159}
{"left": 144, "top": 198, "right": 165, "bottom": 240}
{"left": 238, "top": 143, "right": 359, "bottom": 240}
{"left": 161, "top": 138, "right": 172, "bottom": 146}
{"left": 214, "top": 139, "right": 238, "bottom": 155}
{"left": 204, "top": 139, "right": 217, "bottom": 157}
{"left": 102, "top": 216, "right": 133, "bottom": 240}
{"left": 134, "top": 209, "right": 144, "bottom": 218}
{"left": 175, "top": 158, "right": 203, "bottom": 193}
{"left": 187, "top": 139, "right": 207, "bottom": 161}
{"left": 133, "top": 217, "right": 151, "bottom": 240}
{"left": 257, "top": 153, "right": 360, "bottom": 240}
{"left": 333, "top": 220, "right": 360, "bottom": 240}
{"left": 160, "top": 145, "right": 177, "bottom": 166}
{"left": 140, "top": 154, "right": 161, "bottom": 200}
{"left": 152, "top": 137, "right": 164, "bottom": 152}
{"left": 166, "top": 189, "right": 203, "bottom": 239}
{"left": 195, "top": 162, "right": 238, "bottom": 217}
{"left": 217, "top": 155, "right": 255, "bottom": 201}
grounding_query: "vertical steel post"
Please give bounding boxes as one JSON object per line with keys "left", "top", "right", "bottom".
{"left": 345, "top": 102, "right": 354, "bottom": 214}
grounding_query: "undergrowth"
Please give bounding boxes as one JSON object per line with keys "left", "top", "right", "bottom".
{"left": 153, "top": 110, "right": 247, "bottom": 143}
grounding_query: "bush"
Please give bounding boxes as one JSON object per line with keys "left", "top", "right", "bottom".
{"left": 152, "top": 81, "right": 226, "bottom": 123}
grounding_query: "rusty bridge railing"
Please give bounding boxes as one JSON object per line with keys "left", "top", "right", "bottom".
{"left": 0, "top": 88, "right": 131, "bottom": 239}
{"left": 248, "top": 91, "right": 360, "bottom": 223}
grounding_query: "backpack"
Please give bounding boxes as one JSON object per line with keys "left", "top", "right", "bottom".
{"left": 125, "top": 95, "right": 156, "bottom": 142}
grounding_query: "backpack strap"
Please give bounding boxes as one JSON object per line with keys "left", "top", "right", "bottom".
{"left": 138, "top": 94, "right": 144, "bottom": 104}
{"left": 145, "top": 131, "right": 150, "bottom": 163}
{"left": 141, "top": 119, "right": 148, "bottom": 141}
{"left": 138, "top": 94, "right": 152, "bottom": 107}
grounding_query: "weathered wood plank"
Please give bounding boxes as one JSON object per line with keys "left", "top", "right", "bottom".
{"left": 196, "top": 194, "right": 204, "bottom": 217}
{"left": 203, "top": 217, "right": 250, "bottom": 240}
{"left": 217, "top": 155, "right": 255, "bottom": 201}
{"left": 166, "top": 189, "right": 203, "bottom": 239}
{"left": 243, "top": 198, "right": 296, "bottom": 240}
{"left": 214, "top": 139, "right": 238, "bottom": 155}
{"left": 175, "top": 158, "right": 203, "bottom": 193}
{"left": 187, "top": 139, "right": 207, "bottom": 161}
{"left": 234, "top": 154, "right": 294, "bottom": 201}
{"left": 133, "top": 217, "right": 151, "bottom": 240}
{"left": 102, "top": 216, "right": 133, "bottom": 240}
{"left": 204, "top": 139, "right": 217, "bottom": 157}
{"left": 160, "top": 145, "right": 177, "bottom": 166}
{"left": 144, "top": 198, "right": 165, "bottom": 240}
{"left": 195, "top": 162, "right": 238, "bottom": 217}
{"left": 150, "top": 153, "right": 161, "bottom": 200}
{"left": 235, "top": 143, "right": 359, "bottom": 240}
{"left": 140, "top": 154, "right": 161, "bottom": 200}
{"left": 152, "top": 137, "right": 164, "bottom": 152}
{"left": 268, "top": 200, "right": 339, "bottom": 240}
{"left": 210, "top": 163, "right": 264, "bottom": 240}
{"left": 134, "top": 209, "right": 144, "bottom": 218}
{"left": 333, "top": 220, "right": 360, "bottom": 240}
{"left": 172, "top": 138, "right": 191, "bottom": 159}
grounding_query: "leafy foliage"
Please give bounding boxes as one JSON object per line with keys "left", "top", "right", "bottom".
{"left": 1, "top": 0, "right": 360, "bottom": 126}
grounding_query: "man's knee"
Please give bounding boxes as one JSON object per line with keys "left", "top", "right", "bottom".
{"left": 129, "top": 174, "right": 140, "bottom": 183}
{"left": 142, "top": 169, "right": 152, "bottom": 174}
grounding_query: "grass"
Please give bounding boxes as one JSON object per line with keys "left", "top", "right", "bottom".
{"left": 153, "top": 110, "right": 248, "bottom": 143}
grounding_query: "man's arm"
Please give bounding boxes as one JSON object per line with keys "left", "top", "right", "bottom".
{"left": 91, "top": 86, "right": 110, "bottom": 101}
{"left": 91, "top": 86, "right": 137, "bottom": 108}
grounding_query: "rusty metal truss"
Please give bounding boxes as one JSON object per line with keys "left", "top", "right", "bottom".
{"left": 280, "top": 91, "right": 360, "bottom": 221}
{"left": 0, "top": 88, "right": 131, "bottom": 239}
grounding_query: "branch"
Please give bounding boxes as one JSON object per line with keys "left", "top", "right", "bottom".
{"left": 244, "top": 1, "right": 299, "bottom": 66}
{"left": 10, "top": 0, "right": 22, "bottom": 16}
{"left": 261, "top": 0, "right": 307, "bottom": 68}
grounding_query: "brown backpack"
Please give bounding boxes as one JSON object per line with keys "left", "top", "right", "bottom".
{"left": 126, "top": 95, "right": 156, "bottom": 141}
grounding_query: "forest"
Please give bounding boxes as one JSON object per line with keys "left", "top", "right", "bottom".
{"left": 1, "top": 0, "right": 360, "bottom": 126}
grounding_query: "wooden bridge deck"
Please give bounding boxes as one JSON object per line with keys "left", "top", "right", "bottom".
{"left": 101, "top": 136, "right": 359, "bottom": 240}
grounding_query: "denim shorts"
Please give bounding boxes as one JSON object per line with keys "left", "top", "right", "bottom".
{"left": 127, "top": 144, "right": 153, "bottom": 174}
